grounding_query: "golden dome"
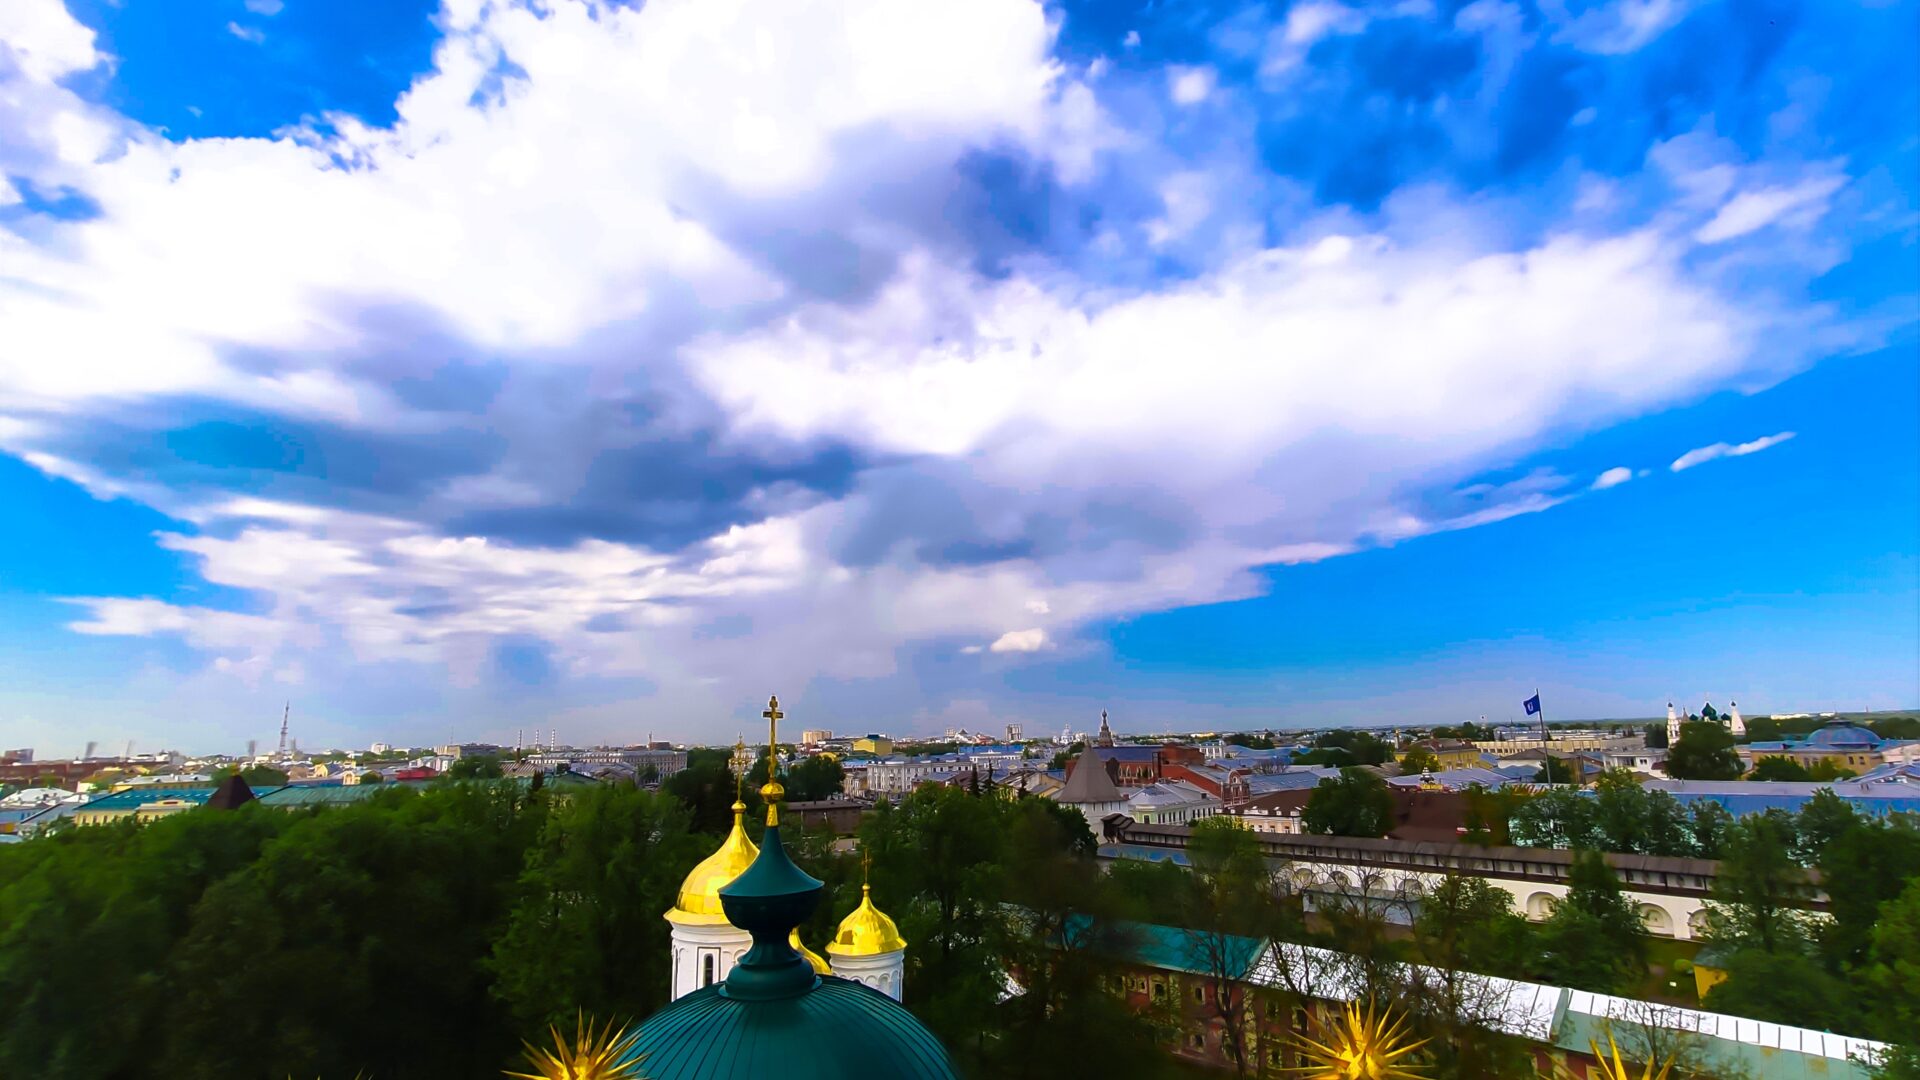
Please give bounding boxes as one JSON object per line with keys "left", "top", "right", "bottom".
{"left": 826, "top": 884, "right": 906, "bottom": 957}
{"left": 790, "top": 928, "right": 832, "bottom": 974}
{"left": 667, "top": 800, "right": 759, "bottom": 925}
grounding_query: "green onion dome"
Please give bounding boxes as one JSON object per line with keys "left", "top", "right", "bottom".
{"left": 621, "top": 821, "right": 957, "bottom": 1079}
{"left": 623, "top": 974, "right": 957, "bottom": 1079}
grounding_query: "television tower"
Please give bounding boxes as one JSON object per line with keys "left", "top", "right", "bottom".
{"left": 277, "top": 702, "right": 290, "bottom": 760}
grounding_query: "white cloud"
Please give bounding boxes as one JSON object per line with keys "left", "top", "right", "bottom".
{"left": 1696, "top": 176, "right": 1846, "bottom": 244}
{"left": 226, "top": 21, "right": 266, "bottom": 44}
{"left": 988, "top": 628, "right": 1048, "bottom": 653}
{"left": 1263, "top": 2, "right": 1367, "bottom": 76}
{"left": 1167, "top": 65, "right": 1215, "bottom": 105}
{"left": 1592, "top": 466, "right": 1635, "bottom": 490}
{"left": 1669, "top": 431, "right": 1797, "bottom": 472}
{"left": 244, "top": 0, "right": 286, "bottom": 14}
{"left": 0, "top": 0, "right": 1070, "bottom": 416}
{"left": 0, "top": 0, "right": 1850, "bottom": 743}
{"left": 1552, "top": 0, "right": 1690, "bottom": 54}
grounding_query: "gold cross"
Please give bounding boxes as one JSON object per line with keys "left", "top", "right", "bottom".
{"left": 763, "top": 695, "right": 783, "bottom": 783}
{"left": 733, "top": 736, "right": 747, "bottom": 803}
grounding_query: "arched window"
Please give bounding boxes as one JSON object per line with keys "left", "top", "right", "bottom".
{"left": 701, "top": 954, "right": 716, "bottom": 987}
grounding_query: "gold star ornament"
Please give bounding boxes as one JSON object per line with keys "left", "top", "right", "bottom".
{"left": 1291, "top": 1000, "right": 1429, "bottom": 1080}
{"left": 506, "top": 1012, "right": 646, "bottom": 1080}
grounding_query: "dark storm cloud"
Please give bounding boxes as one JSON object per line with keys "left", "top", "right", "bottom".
{"left": 826, "top": 459, "right": 1200, "bottom": 576}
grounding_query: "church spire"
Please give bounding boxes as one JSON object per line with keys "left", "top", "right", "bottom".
{"left": 1094, "top": 708, "right": 1114, "bottom": 748}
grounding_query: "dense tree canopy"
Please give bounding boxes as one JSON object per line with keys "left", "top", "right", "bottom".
{"left": 1747, "top": 755, "right": 1812, "bottom": 782}
{"left": 3, "top": 747, "right": 1915, "bottom": 1078}
{"left": 1665, "top": 720, "right": 1744, "bottom": 781}
{"left": 1303, "top": 768, "right": 1394, "bottom": 838}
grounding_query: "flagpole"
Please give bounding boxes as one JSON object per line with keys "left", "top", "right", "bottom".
{"left": 1536, "top": 688, "right": 1547, "bottom": 744}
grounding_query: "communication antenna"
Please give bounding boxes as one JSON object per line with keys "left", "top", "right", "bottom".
{"left": 277, "top": 702, "right": 290, "bottom": 758}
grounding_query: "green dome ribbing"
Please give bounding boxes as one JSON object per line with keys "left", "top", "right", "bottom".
{"left": 622, "top": 976, "right": 958, "bottom": 1079}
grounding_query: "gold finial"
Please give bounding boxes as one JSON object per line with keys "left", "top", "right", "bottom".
{"left": 732, "top": 737, "right": 748, "bottom": 811}
{"left": 760, "top": 695, "right": 785, "bottom": 825}
{"left": 862, "top": 848, "right": 873, "bottom": 894}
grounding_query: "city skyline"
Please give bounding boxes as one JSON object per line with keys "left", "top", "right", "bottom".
{"left": 3, "top": 0, "right": 1916, "bottom": 752}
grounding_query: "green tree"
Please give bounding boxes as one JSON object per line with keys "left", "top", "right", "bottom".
{"left": 1818, "top": 817, "right": 1920, "bottom": 971}
{"left": 490, "top": 785, "right": 706, "bottom": 1031}
{"left": 1533, "top": 756, "right": 1577, "bottom": 784}
{"left": 1868, "top": 716, "right": 1920, "bottom": 740}
{"left": 1412, "top": 874, "right": 1533, "bottom": 979}
{"left": 857, "top": 787, "right": 1006, "bottom": 1057}
{"left": 1792, "top": 788, "right": 1860, "bottom": 865}
{"left": 159, "top": 785, "right": 543, "bottom": 1078}
{"left": 1536, "top": 851, "right": 1646, "bottom": 993}
{"left": 985, "top": 799, "right": 1176, "bottom": 1079}
{"left": 1405, "top": 875, "right": 1538, "bottom": 1079}
{"left": 1807, "top": 758, "right": 1860, "bottom": 781}
{"left": 1460, "top": 784, "right": 1530, "bottom": 847}
{"left": 1510, "top": 787, "right": 1597, "bottom": 850}
{"left": 1747, "top": 756, "right": 1811, "bottom": 782}
{"left": 447, "top": 754, "right": 504, "bottom": 780}
{"left": 1178, "top": 816, "right": 1290, "bottom": 1076}
{"left": 1665, "top": 720, "right": 1743, "bottom": 781}
{"left": 663, "top": 750, "right": 763, "bottom": 835}
{"left": 1704, "top": 812, "right": 1813, "bottom": 955}
{"left": 1700, "top": 949, "right": 1850, "bottom": 1030}
{"left": 0, "top": 807, "right": 292, "bottom": 1079}
{"left": 1397, "top": 746, "right": 1440, "bottom": 776}
{"left": 1685, "top": 799, "right": 1733, "bottom": 859}
{"left": 1588, "top": 771, "right": 1690, "bottom": 856}
{"left": 1863, "top": 880, "right": 1920, "bottom": 1043}
{"left": 784, "top": 754, "right": 845, "bottom": 801}
{"left": 1303, "top": 768, "right": 1394, "bottom": 838}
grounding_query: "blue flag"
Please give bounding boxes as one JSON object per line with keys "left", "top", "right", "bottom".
{"left": 1523, "top": 694, "right": 1542, "bottom": 716}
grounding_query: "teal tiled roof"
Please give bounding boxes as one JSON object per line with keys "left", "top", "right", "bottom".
{"left": 78, "top": 787, "right": 218, "bottom": 812}
{"left": 623, "top": 976, "right": 957, "bottom": 1079}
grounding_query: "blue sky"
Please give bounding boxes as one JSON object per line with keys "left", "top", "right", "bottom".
{"left": 0, "top": 0, "right": 1914, "bottom": 753}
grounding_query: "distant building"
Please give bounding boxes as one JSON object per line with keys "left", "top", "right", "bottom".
{"left": 1124, "top": 780, "right": 1221, "bottom": 826}
{"left": 801, "top": 729, "right": 834, "bottom": 745}
{"left": 71, "top": 787, "right": 216, "bottom": 826}
{"left": 1406, "top": 739, "right": 1482, "bottom": 770}
{"left": 784, "top": 799, "right": 866, "bottom": 835}
{"left": 1643, "top": 777, "right": 1920, "bottom": 819}
{"left": 1742, "top": 720, "right": 1914, "bottom": 775}
{"left": 524, "top": 747, "right": 687, "bottom": 778}
{"left": 1384, "top": 766, "right": 1527, "bottom": 792}
{"left": 852, "top": 735, "right": 893, "bottom": 756}
{"left": 1054, "top": 744, "right": 1129, "bottom": 833}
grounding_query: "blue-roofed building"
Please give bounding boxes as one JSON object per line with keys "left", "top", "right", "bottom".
{"left": 1741, "top": 720, "right": 1919, "bottom": 775}
{"left": 1857, "top": 761, "right": 1920, "bottom": 785}
{"left": 1642, "top": 778, "right": 1920, "bottom": 819}
{"left": 70, "top": 786, "right": 220, "bottom": 826}
{"left": 1244, "top": 766, "right": 1343, "bottom": 796}
{"left": 1384, "top": 766, "right": 1525, "bottom": 792}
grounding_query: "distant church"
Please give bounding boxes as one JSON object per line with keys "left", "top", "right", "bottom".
{"left": 1667, "top": 700, "right": 1745, "bottom": 744}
